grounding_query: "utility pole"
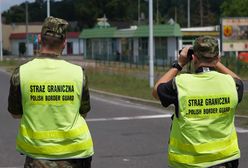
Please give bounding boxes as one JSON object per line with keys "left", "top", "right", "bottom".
{"left": 187, "top": 0, "right": 190, "bottom": 27}
{"left": 25, "top": 1, "right": 29, "bottom": 56}
{"left": 200, "top": 0, "right": 203, "bottom": 26}
{"left": 0, "top": 6, "right": 3, "bottom": 61}
{"left": 47, "top": 0, "right": 50, "bottom": 17}
{"left": 175, "top": 7, "right": 177, "bottom": 23}
{"left": 138, "top": 0, "right": 140, "bottom": 25}
{"left": 149, "top": 0, "right": 154, "bottom": 87}
{"left": 156, "top": 0, "right": 159, "bottom": 24}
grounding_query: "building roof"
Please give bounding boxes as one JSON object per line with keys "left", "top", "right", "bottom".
{"left": 80, "top": 24, "right": 182, "bottom": 39}
{"left": 134, "top": 24, "right": 182, "bottom": 37}
{"left": 181, "top": 26, "right": 219, "bottom": 32}
{"left": 114, "top": 26, "right": 137, "bottom": 38}
{"left": 182, "top": 31, "right": 219, "bottom": 37}
{"left": 9, "top": 33, "right": 37, "bottom": 40}
{"left": 80, "top": 27, "right": 117, "bottom": 38}
{"left": 10, "top": 32, "right": 80, "bottom": 40}
{"left": 67, "top": 32, "right": 80, "bottom": 38}
{"left": 181, "top": 26, "right": 219, "bottom": 37}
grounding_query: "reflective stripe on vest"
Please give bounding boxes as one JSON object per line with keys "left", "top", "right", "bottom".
{"left": 17, "top": 137, "right": 93, "bottom": 155}
{"left": 20, "top": 124, "right": 89, "bottom": 140}
{"left": 169, "top": 71, "right": 240, "bottom": 168}
{"left": 169, "top": 130, "right": 237, "bottom": 153}
{"left": 18, "top": 58, "right": 93, "bottom": 159}
{"left": 169, "top": 141, "right": 239, "bottom": 164}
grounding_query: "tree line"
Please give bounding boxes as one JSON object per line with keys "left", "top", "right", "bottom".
{"left": 2, "top": 0, "right": 248, "bottom": 30}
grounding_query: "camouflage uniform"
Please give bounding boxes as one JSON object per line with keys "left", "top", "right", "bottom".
{"left": 24, "top": 156, "right": 92, "bottom": 168}
{"left": 8, "top": 16, "right": 92, "bottom": 168}
{"left": 41, "top": 16, "right": 69, "bottom": 40}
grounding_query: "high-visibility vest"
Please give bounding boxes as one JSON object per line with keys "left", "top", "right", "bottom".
{"left": 18, "top": 58, "right": 94, "bottom": 159}
{"left": 169, "top": 71, "right": 240, "bottom": 168}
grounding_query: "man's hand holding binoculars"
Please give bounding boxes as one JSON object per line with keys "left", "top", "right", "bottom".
{"left": 178, "top": 47, "right": 193, "bottom": 68}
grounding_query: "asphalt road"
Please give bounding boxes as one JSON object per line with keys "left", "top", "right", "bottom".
{"left": 0, "top": 69, "right": 248, "bottom": 168}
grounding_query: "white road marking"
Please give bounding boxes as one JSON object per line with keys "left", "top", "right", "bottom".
{"left": 236, "top": 115, "right": 248, "bottom": 119}
{"left": 90, "top": 95, "right": 248, "bottom": 133}
{"left": 91, "top": 95, "right": 168, "bottom": 114}
{"left": 87, "top": 114, "right": 248, "bottom": 134}
{"left": 236, "top": 127, "right": 248, "bottom": 133}
{"left": 86, "top": 114, "right": 171, "bottom": 122}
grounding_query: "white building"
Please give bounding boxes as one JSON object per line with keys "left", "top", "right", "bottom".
{"left": 10, "top": 32, "right": 83, "bottom": 56}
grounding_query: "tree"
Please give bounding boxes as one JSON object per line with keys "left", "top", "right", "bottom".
{"left": 3, "top": 4, "right": 26, "bottom": 23}
{"left": 1, "top": 0, "right": 235, "bottom": 28}
{"left": 221, "top": 0, "right": 248, "bottom": 17}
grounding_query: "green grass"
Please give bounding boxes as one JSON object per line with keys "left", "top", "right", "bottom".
{"left": 0, "top": 60, "right": 22, "bottom": 72}
{"left": 236, "top": 92, "right": 248, "bottom": 115}
{"left": 87, "top": 67, "right": 154, "bottom": 100}
{"left": 0, "top": 60, "right": 18, "bottom": 66}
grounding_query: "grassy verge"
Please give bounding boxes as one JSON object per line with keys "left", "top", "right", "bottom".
{"left": 87, "top": 67, "right": 154, "bottom": 100}
{"left": 0, "top": 60, "right": 22, "bottom": 72}
{"left": 0, "top": 60, "right": 17, "bottom": 66}
{"left": 236, "top": 92, "right": 248, "bottom": 115}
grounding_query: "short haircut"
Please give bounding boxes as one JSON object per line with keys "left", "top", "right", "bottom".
{"left": 41, "top": 35, "right": 65, "bottom": 50}
{"left": 193, "top": 36, "right": 219, "bottom": 59}
{"left": 196, "top": 55, "right": 219, "bottom": 64}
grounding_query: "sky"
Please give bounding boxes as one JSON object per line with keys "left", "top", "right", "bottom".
{"left": 0, "top": 0, "right": 35, "bottom": 12}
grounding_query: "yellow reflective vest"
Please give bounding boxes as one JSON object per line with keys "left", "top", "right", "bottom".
{"left": 17, "top": 58, "right": 94, "bottom": 159}
{"left": 168, "top": 71, "right": 240, "bottom": 168}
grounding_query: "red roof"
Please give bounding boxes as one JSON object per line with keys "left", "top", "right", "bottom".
{"left": 10, "top": 32, "right": 80, "bottom": 40}
{"left": 9, "top": 33, "right": 37, "bottom": 40}
{"left": 67, "top": 32, "right": 80, "bottom": 38}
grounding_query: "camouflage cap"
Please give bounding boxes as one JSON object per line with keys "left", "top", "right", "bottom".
{"left": 193, "top": 36, "right": 219, "bottom": 58}
{"left": 41, "top": 16, "right": 69, "bottom": 39}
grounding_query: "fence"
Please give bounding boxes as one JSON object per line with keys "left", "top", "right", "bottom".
{"left": 87, "top": 53, "right": 248, "bottom": 78}
{"left": 221, "top": 55, "right": 248, "bottom": 78}
{"left": 89, "top": 53, "right": 175, "bottom": 71}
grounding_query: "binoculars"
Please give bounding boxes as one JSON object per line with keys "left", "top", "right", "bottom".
{"left": 179, "top": 47, "right": 194, "bottom": 61}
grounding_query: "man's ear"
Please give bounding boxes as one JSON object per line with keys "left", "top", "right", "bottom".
{"left": 62, "top": 39, "right": 67, "bottom": 49}
{"left": 217, "top": 56, "right": 221, "bottom": 62}
{"left": 213, "top": 56, "right": 220, "bottom": 64}
{"left": 192, "top": 54, "right": 198, "bottom": 62}
{"left": 192, "top": 54, "right": 200, "bottom": 66}
{"left": 38, "top": 34, "right": 41, "bottom": 44}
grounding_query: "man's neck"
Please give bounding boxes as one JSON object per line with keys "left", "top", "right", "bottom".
{"left": 194, "top": 63, "right": 216, "bottom": 73}
{"left": 40, "top": 47, "right": 61, "bottom": 56}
